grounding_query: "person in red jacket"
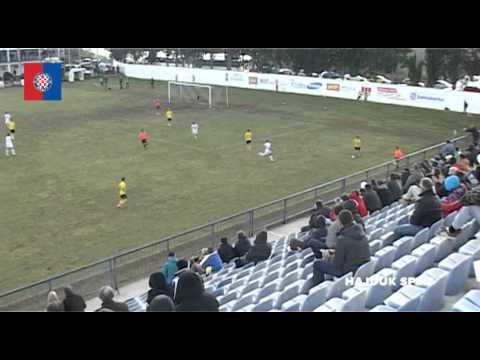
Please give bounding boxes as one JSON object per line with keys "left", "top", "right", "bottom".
{"left": 138, "top": 129, "right": 149, "bottom": 149}
{"left": 393, "top": 146, "right": 404, "bottom": 170}
{"left": 349, "top": 190, "right": 368, "bottom": 218}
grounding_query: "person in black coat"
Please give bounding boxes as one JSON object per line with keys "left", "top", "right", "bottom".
{"left": 233, "top": 231, "right": 251, "bottom": 258}
{"left": 62, "top": 286, "right": 87, "bottom": 312}
{"left": 363, "top": 184, "right": 383, "bottom": 213}
{"left": 289, "top": 237, "right": 327, "bottom": 258}
{"left": 175, "top": 271, "right": 219, "bottom": 312}
{"left": 388, "top": 173, "right": 403, "bottom": 201}
{"left": 217, "top": 237, "right": 236, "bottom": 264}
{"left": 146, "top": 272, "right": 172, "bottom": 305}
{"left": 374, "top": 180, "right": 394, "bottom": 207}
{"left": 342, "top": 199, "right": 365, "bottom": 230}
{"left": 95, "top": 286, "right": 129, "bottom": 312}
{"left": 245, "top": 230, "right": 272, "bottom": 264}
{"left": 400, "top": 168, "right": 410, "bottom": 187}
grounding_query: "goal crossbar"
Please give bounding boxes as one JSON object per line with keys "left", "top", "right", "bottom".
{"left": 168, "top": 81, "right": 213, "bottom": 108}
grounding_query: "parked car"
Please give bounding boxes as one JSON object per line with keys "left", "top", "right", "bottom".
{"left": 278, "top": 68, "right": 295, "bottom": 75}
{"left": 319, "top": 71, "right": 342, "bottom": 79}
{"left": 376, "top": 75, "right": 392, "bottom": 84}
{"left": 434, "top": 80, "right": 453, "bottom": 90}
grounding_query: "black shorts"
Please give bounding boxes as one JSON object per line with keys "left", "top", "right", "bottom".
{"left": 354, "top": 147, "right": 361, "bottom": 151}
{"left": 120, "top": 194, "right": 127, "bottom": 199}
{"left": 141, "top": 139, "right": 147, "bottom": 144}
{"left": 10, "top": 129, "right": 15, "bottom": 134}
{"left": 167, "top": 118, "right": 172, "bottom": 122}
{"left": 246, "top": 140, "right": 252, "bottom": 144}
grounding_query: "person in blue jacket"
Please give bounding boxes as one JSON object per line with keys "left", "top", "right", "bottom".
{"left": 200, "top": 248, "right": 223, "bottom": 273}
{"left": 163, "top": 252, "right": 178, "bottom": 286}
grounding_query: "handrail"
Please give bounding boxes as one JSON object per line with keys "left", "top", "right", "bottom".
{"left": 0, "top": 135, "right": 468, "bottom": 300}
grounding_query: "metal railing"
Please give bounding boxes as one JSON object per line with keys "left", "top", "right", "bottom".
{"left": 0, "top": 135, "right": 469, "bottom": 310}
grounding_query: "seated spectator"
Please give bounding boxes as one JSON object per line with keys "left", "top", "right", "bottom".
{"left": 46, "top": 291, "right": 64, "bottom": 312}
{"left": 326, "top": 205, "right": 345, "bottom": 249}
{"left": 62, "top": 285, "right": 86, "bottom": 312}
{"left": 175, "top": 271, "right": 219, "bottom": 312}
{"left": 245, "top": 230, "right": 272, "bottom": 265}
{"left": 392, "top": 178, "right": 442, "bottom": 241}
{"left": 442, "top": 175, "right": 467, "bottom": 217}
{"left": 313, "top": 200, "right": 333, "bottom": 220}
{"left": 147, "top": 272, "right": 172, "bottom": 305}
{"left": 448, "top": 188, "right": 480, "bottom": 236}
{"left": 432, "top": 168, "right": 445, "bottom": 186}
{"left": 473, "top": 165, "right": 480, "bottom": 183}
{"left": 233, "top": 231, "right": 251, "bottom": 258}
{"left": 441, "top": 139, "right": 456, "bottom": 157}
{"left": 96, "top": 286, "right": 129, "bottom": 312}
{"left": 289, "top": 237, "right": 326, "bottom": 258}
{"left": 400, "top": 168, "right": 410, "bottom": 187}
{"left": 217, "top": 237, "right": 236, "bottom": 264}
{"left": 374, "top": 179, "right": 394, "bottom": 207}
{"left": 349, "top": 191, "right": 368, "bottom": 218}
{"left": 455, "top": 153, "right": 472, "bottom": 174}
{"left": 401, "top": 179, "right": 422, "bottom": 204}
{"left": 199, "top": 247, "right": 223, "bottom": 273}
{"left": 363, "top": 184, "right": 383, "bottom": 213}
{"left": 387, "top": 173, "right": 403, "bottom": 202}
{"left": 340, "top": 193, "right": 350, "bottom": 202}
{"left": 298, "top": 215, "right": 329, "bottom": 243}
{"left": 403, "top": 165, "right": 424, "bottom": 192}
{"left": 147, "top": 295, "right": 176, "bottom": 312}
{"left": 342, "top": 199, "right": 365, "bottom": 230}
{"left": 162, "top": 252, "right": 178, "bottom": 286}
{"left": 312, "top": 210, "right": 370, "bottom": 286}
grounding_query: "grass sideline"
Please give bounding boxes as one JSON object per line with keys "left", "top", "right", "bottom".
{"left": 0, "top": 78, "right": 474, "bottom": 292}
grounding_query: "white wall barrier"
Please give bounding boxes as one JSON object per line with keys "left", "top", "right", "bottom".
{"left": 114, "top": 61, "right": 480, "bottom": 115}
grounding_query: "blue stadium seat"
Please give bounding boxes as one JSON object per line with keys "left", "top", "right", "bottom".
{"left": 411, "top": 243, "right": 437, "bottom": 276}
{"left": 231, "top": 294, "right": 255, "bottom": 312}
{"left": 261, "top": 270, "right": 281, "bottom": 287}
{"left": 300, "top": 284, "right": 330, "bottom": 312}
{"left": 438, "top": 253, "right": 472, "bottom": 295}
{"left": 344, "top": 270, "right": 395, "bottom": 309}
{"left": 369, "top": 305, "right": 397, "bottom": 312}
{"left": 280, "top": 294, "right": 308, "bottom": 312}
{"left": 444, "top": 210, "right": 458, "bottom": 228}
{"left": 252, "top": 261, "right": 269, "bottom": 273}
{"left": 227, "top": 278, "right": 247, "bottom": 293}
{"left": 414, "top": 267, "right": 449, "bottom": 311}
{"left": 313, "top": 297, "right": 347, "bottom": 312}
{"left": 428, "top": 219, "right": 444, "bottom": 240}
{"left": 275, "top": 282, "right": 302, "bottom": 309}
{"left": 266, "top": 261, "right": 283, "bottom": 274}
{"left": 396, "top": 214, "right": 409, "bottom": 226}
{"left": 354, "top": 259, "right": 376, "bottom": 282}
{"left": 459, "top": 240, "right": 480, "bottom": 277}
{"left": 412, "top": 227, "right": 430, "bottom": 250}
{"left": 391, "top": 255, "right": 417, "bottom": 291}
{"left": 240, "top": 280, "right": 261, "bottom": 296}
{"left": 369, "top": 228, "right": 384, "bottom": 242}
{"left": 252, "top": 298, "right": 275, "bottom": 312}
{"left": 452, "top": 297, "right": 480, "bottom": 312}
{"left": 248, "top": 270, "right": 266, "bottom": 284}
{"left": 280, "top": 260, "right": 301, "bottom": 277}
{"left": 369, "top": 240, "right": 382, "bottom": 255}
{"left": 384, "top": 285, "right": 425, "bottom": 311}
{"left": 273, "top": 269, "right": 301, "bottom": 291}
{"left": 300, "top": 262, "right": 314, "bottom": 279}
{"left": 300, "top": 253, "right": 316, "bottom": 267}
{"left": 254, "top": 282, "right": 279, "bottom": 304}
{"left": 321, "top": 290, "right": 366, "bottom": 312}
{"left": 452, "top": 221, "right": 476, "bottom": 251}
{"left": 211, "top": 287, "right": 224, "bottom": 298}
{"left": 216, "top": 277, "right": 233, "bottom": 290}
{"left": 218, "top": 290, "right": 238, "bottom": 307}
{"left": 392, "top": 236, "right": 414, "bottom": 261}
{"left": 430, "top": 234, "right": 454, "bottom": 262}
{"left": 373, "top": 246, "right": 397, "bottom": 272}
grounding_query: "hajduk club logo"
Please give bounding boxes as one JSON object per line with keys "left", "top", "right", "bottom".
{"left": 33, "top": 72, "right": 53, "bottom": 93}
{"left": 24, "top": 63, "right": 62, "bottom": 101}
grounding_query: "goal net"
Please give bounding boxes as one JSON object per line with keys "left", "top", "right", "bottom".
{"left": 167, "top": 81, "right": 229, "bottom": 109}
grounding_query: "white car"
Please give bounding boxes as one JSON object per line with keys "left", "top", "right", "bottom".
{"left": 278, "top": 68, "right": 295, "bottom": 75}
{"left": 376, "top": 75, "right": 392, "bottom": 84}
{"left": 434, "top": 80, "right": 453, "bottom": 90}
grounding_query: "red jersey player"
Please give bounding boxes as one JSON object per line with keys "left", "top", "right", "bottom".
{"left": 138, "top": 129, "right": 149, "bottom": 149}
{"left": 154, "top": 98, "right": 161, "bottom": 115}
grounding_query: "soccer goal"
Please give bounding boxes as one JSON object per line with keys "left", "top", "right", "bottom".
{"left": 167, "top": 81, "right": 229, "bottom": 109}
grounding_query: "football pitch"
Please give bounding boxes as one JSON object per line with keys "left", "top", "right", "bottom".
{"left": 0, "top": 78, "right": 474, "bottom": 291}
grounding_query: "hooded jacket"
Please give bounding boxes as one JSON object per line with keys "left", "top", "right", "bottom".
{"left": 62, "top": 287, "right": 87, "bottom": 312}
{"left": 217, "top": 241, "right": 236, "bottom": 264}
{"left": 234, "top": 233, "right": 251, "bottom": 258}
{"left": 163, "top": 257, "right": 178, "bottom": 285}
{"left": 175, "top": 271, "right": 219, "bottom": 312}
{"left": 147, "top": 272, "right": 172, "bottom": 305}
{"left": 147, "top": 295, "right": 175, "bottom": 312}
{"left": 387, "top": 179, "right": 403, "bottom": 201}
{"left": 342, "top": 200, "right": 365, "bottom": 230}
{"left": 333, "top": 223, "right": 370, "bottom": 275}
{"left": 410, "top": 189, "right": 442, "bottom": 227}
{"left": 310, "top": 215, "right": 328, "bottom": 240}
{"left": 246, "top": 231, "right": 272, "bottom": 264}
{"left": 349, "top": 192, "right": 368, "bottom": 218}
{"left": 403, "top": 170, "right": 424, "bottom": 192}
{"left": 363, "top": 189, "right": 383, "bottom": 213}
{"left": 374, "top": 183, "right": 394, "bottom": 207}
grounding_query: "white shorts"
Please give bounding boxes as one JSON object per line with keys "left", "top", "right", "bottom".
{"left": 192, "top": 130, "right": 198, "bottom": 135}
{"left": 259, "top": 150, "right": 272, "bottom": 156}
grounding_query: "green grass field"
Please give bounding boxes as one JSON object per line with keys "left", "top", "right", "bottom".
{"left": 0, "top": 78, "right": 474, "bottom": 291}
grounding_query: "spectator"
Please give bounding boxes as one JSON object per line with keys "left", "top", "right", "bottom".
{"left": 233, "top": 230, "right": 251, "bottom": 258}
{"left": 217, "top": 237, "right": 236, "bottom": 264}
{"left": 473, "top": 165, "right": 480, "bottom": 183}
{"left": 62, "top": 286, "right": 86, "bottom": 312}
{"left": 455, "top": 153, "right": 472, "bottom": 174}
{"left": 312, "top": 210, "right": 370, "bottom": 286}
{"left": 342, "top": 199, "right": 365, "bottom": 230}
{"left": 326, "top": 205, "right": 345, "bottom": 249}
{"left": 245, "top": 230, "right": 272, "bottom": 265}
{"left": 147, "top": 272, "right": 172, "bottom": 305}
{"left": 199, "top": 247, "right": 223, "bottom": 273}
{"left": 448, "top": 188, "right": 480, "bottom": 236}
{"left": 363, "top": 184, "right": 383, "bottom": 213}
{"left": 175, "top": 271, "right": 219, "bottom": 312}
{"left": 387, "top": 173, "right": 403, "bottom": 201}
{"left": 432, "top": 168, "right": 445, "bottom": 186}
{"left": 313, "top": 200, "right": 332, "bottom": 220}
{"left": 464, "top": 126, "right": 479, "bottom": 145}
{"left": 46, "top": 291, "right": 64, "bottom": 312}
{"left": 441, "top": 175, "right": 467, "bottom": 217}
{"left": 393, "top": 145, "right": 404, "bottom": 169}
{"left": 147, "top": 295, "right": 176, "bottom": 312}
{"left": 441, "top": 139, "right": 456, "bottom": 157}
{"left": 403, "top": 165, "right": 424, "bottom": 192}
{"left": 172, "top": 259, "right": 190, "bottom": 299}
{"left": 392, "top": 178, "right": 442, "bottom": 241}
{"left": 400, "top": 168, "right": 410, "bottom": 187}
{"left": 289, "top": 237, "right": 326, "bottom": 258}
{"left": 298, "top": 215, "right": 329, "bottom": 243}
{"left": 374, "top": 179, "right": 394, "bottom": 207}
{"left": 96, "top": 286, "right": 129, "bottom": 312}
{"left": 340, "top": 193, "right": 350, "bottom": 202}
{"left": 162, "top": 252, "right": 178, "bottom": 286}
{"left": 349, "top": 191, "right": 368, "bottom": 218}
{"left": 401, "top": 178, "right": 422, "bottom": 204}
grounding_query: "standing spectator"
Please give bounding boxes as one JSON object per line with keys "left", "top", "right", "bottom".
{"left": 464, "top": 100, "right": 469, "bottom": 114}
{"left": 441, "top": 140, "right": 456, "bottom": 157}
{"left": 217, "top": 237, "right": 236, "bottom": 264}
{"left": 147, "top": 295, "right": 176, "bottom": 312}
{"left": 147, "top": 272, "right": 172, "bottom": 305}
{"left": 464, "top": 126, "right": 479, "bottom": 145}
{"left": 162, "top": 252, "right": 178, "bottom": 286}
{"left": 392, "top": 178, "right": 442, "bottom": 241}
{"left": 374, "top": 180, "right": 394, "bottom": 207}
{"left": 312, "top": 210, "right": 370, "bottom": 286}
{"left": 151, "top": 77, "right": 154, "bottom": 88}
{"left": 349, "top": 191, "right": 368, "bottom": 218}
{"left": 393, "top": 145, "right": 404, "bottom": 169}
{"left": 125, "top": 77, "right": 129, "bottom": 88}
{"left": 326, "top": 205, "right": 345, "bottom": 249}
{"left": 95, "top": 286, "right": 129, "bottom": 312}
{"left": 244, "top": 230, "right": 271, "bottom": 265}
{"left": 62, "top": 286, "right": 86, "bottom": 312}
{"left": 363, "top": 184, "right": 383, "bottom": 213}
{"left": 233, "top": 230, "right": 251, "bottom": 258}
{"left": 171, "top": 259, "right": 190, "bottom": 299}
{"left": 46, "top": 291, "right": 64, "bottom": 312}
{"left": 387, "top": 173, "right": 403, "bottom": 202}
{"left": 175, "top": 271, "right": 219, "bottom": 312}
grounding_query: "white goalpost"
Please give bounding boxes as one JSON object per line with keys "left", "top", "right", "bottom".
{"left": 167, "top": 81, "right": 229, "bottom": 109}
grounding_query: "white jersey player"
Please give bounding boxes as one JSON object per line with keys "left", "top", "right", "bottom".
{"left": 259, "top": 140, "right": 274, "bottom": 161}
{"left": 5, "top": 133, "right": 15, "bottom": 156}
{"left": 191, "top": 122, "right": 199, "bottom": 140}
{"left": 4, "top": 112, "right": 11, "bottom": 126}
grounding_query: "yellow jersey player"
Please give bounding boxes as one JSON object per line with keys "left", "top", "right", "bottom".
{"left": 352, "top": 136, "right": 362, "bottom": 158}
{"left": 116, "top": 177, "right": 127, "bottom": 208}
{"left": 166, "top": 109, "right": 173, "bottom": 127}
{"left": 7, "top": 119, "right": 16, "bottom": 140}
{"left": 244, "top": 129, "right": 253, "bottom": 151}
